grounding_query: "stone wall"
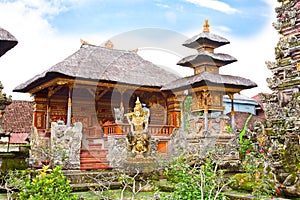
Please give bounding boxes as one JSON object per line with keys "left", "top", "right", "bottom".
{"left": 29, "top": 121, "right": 82, "bottom": 169}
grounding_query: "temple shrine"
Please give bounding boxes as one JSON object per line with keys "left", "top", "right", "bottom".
{"left": 14, "top": 20, "right": 257, "bottom": 170}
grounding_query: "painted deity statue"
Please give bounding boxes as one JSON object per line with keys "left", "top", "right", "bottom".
{"left": 125, "top": 97, "right": 150, "bottom": 157}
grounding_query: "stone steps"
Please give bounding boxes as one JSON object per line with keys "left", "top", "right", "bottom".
{"left": 63, "top": 170, "right": 120, "bottom": 191}
{"left": 80, "top": 137, "right": 110, "bottom": 170}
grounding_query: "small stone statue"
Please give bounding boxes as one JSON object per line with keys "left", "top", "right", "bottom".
{"left": 114, "top": 102, "right": 124, "bottom": 124}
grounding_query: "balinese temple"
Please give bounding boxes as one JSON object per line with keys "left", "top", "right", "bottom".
{"left": 14, "top": 20, "right": 256, "bottom": 170}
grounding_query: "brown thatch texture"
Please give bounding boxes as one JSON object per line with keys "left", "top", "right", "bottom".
{"left": 2, "top": 100, "right": 33, "bottom": 133}
{"left": 0, "top": 27, "right": 18, "bottom": 57}
{"left": 183, "top": 32, "right": 229, "bottom": 49}
{"left": 161, "top": 71, "right": 257, "bottom": 91}
{"left": 177, "top": 51, "right": 237, "bottom": 67}
{"left": 14, "top": 45, "right": 180, "bottom": 92}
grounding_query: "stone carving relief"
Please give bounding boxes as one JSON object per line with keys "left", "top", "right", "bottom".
{"left": 29, "top": 127, "right": 50, "bottom": 167}
{"left": 51, "top": 121, "right": 82, "bottom": 169}
{"left": 114, "top": 104, "right": 124, "bottom": 124}
{"left": 106, "top": 136, "right": 128, "bottom": 168}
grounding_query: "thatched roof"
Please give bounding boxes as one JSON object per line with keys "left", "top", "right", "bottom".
{"left": 0, "top": 27, "right": 18, "bottom": 57}
{"left": 161, "top": 71, "right": 257, "bottom": 91}
{"left": 177, "top": 51, "right": 237, "bottom": 67}
{"left": 14, "top": 45, "right": 180, "bottom": 93}
{"left": 183, "top": 32, "right": 229, "bottom": 49}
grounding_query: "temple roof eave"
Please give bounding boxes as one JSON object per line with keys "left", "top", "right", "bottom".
{"left": 13, "top": 74, "right": 166, "bottom": 95}
{"left": 161, "top": 71, "right": 257, "bottom": 92}
{"left": 183, "top": 32, "right": 230, "bottom": 49}
{"left": 177, "top": 52, "right": 237, "bottom": 67}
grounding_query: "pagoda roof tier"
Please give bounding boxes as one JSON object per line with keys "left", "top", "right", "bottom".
{"left": 177, "top": 51, "right": 237, "bottom": 68}
{"left": 14, "top": 44, "right": 179, "bottom": 93}
{"left": 0, "top": 27, "right": 18, "bottom": 57}
{"left": 161, "top": 71, "right": 257, "bottom": 91}
{"left": 183, "top": 32, "right": 229, "bottom": 49}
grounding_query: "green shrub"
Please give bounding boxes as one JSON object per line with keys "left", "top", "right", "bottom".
{"left": 163, "top": 154, "right": 231, "bottom": 200}
{"left": 18, "top": 165, "right": 78, "bottom": 200}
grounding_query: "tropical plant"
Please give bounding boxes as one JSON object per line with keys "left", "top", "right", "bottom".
{"left": 163, "top": 153, "right": 232, "bottom": 200}
{"left": 17, "top": 165, "right": 78, "bottom": 200}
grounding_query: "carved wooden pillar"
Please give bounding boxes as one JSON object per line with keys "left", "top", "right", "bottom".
{"left": 32, "top": 102, "right": 37, "bottom": 127}
{"left": 161, "top": 92, "right": 168, "bottom": 125}
{"left": 46, "top": 87, "right": 52, "bottom": 129}
{"left": 46, "top": 99, "right": 50, "bottom": 130}
{"left": 32, "top": 99, "right": 46, "bottom": 129}
{"left": 67, "top": 86, "right": 73, "bottom": 127}
{"left": 227, "top": 92, "right": 235, "bottom": 130}
{"left": 166, "top": 95, "right": 181, "bottom": 128}
{"left": 203, "top": 90, "right": 211, "bottom": 131}
{"left": 176, "top": 91, "right": 188, "bottom": 131}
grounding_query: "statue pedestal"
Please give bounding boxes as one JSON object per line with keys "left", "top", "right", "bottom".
{"left": 124, "top": 157, "right": 157, "bottom": 173}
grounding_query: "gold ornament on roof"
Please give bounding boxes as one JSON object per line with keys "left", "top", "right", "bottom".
{"left": 203, "top": 19, "right": 210, "bottom": 33}
{"left": 297, "top": 63, "right": 300, "bottom": 72}
{"left": 104, "top": 40, "right": 114, "bottom": 49}
{"left": 80, "top": 39, "right": 97, "bottom": 47}
{"left": 129, "top": 48, "right": 139, "bottom": 53}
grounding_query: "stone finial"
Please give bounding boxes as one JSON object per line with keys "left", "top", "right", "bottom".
{"left": 104, "top": 40, "right": 114, "bottom": 49}
{"left": 203, "top": 19, "right": 210, "bottom": 33}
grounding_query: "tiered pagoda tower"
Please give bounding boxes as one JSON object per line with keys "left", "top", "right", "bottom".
{"left": 178, "top": 20, "right": 236, "bottom": 119}
{"left": 162, "top": 20, "right": 257, "bottom": 133}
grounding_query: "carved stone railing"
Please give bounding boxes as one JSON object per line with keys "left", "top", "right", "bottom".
{"left": 102, "top": 123, "right": 174, "bottom": 136}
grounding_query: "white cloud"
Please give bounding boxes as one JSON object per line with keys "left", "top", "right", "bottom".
{"left": 0, "top": 0, "right": 106, "bottom": 100}
{"left": 214, "top": 25, "right": 232, "bottom": 33}
{"left": 156, "top": 3, "right": 170, "bottom": 9}
{"left": 184, "top": 0, "right": 238, "bottom": 14}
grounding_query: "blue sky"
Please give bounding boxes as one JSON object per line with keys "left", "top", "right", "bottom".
{"left": 0, "top": 0, "right": 279, "bottom": 100}
{"left": 49, "top": 0, "right": 270, "bottom": 36}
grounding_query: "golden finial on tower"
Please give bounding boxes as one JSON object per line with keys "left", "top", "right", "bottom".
{"left": 203, "top": 19, "right": 210, "bottom": 33}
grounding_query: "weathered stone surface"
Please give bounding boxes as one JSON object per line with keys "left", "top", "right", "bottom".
{"left": 252, "top": 1, "right": 300, "bottom": 196}
{"left": 29, "top": 126, "right": 50, "bottom": 166}
{"left": 50, "top": 121, "right": 82, "bottom": 169}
